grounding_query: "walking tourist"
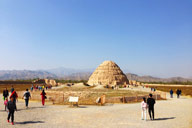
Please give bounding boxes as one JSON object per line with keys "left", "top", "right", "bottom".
{"left": 4, "top": 98, "right": 8, "bottom": 111}
{"left": 170, "top": 89, "right": 173, "bottom": 98}
{"left": 9, "top": 90, "right": 18, "bottom": 111}
{"left": 147, "top": 94, "right": 156, "bottom": 120}
{"left": 31, "top": 86, "right": 34, "bottom": 92}
{"left": 179, "top": 89, "right": 182, "bottom": 97}
{"left": 7, "top": 97, "right": 16, "bottom": 125}
{"left": 10, "top": 86, "right": 14, "bottom": 93}
{"left": 23, "top": 89, "right": 31, "bottom": 108}
{"left": 176, "top": 89, "right": 180, "bottom": 98}
{"left": 3, "top": 88, "right": 9, "bottom": 101}
{"left": 141, "top": 97, "right": 148, "bottom": 121}
{"left": 40, "top": 90, "right": 46, "bottom": 106}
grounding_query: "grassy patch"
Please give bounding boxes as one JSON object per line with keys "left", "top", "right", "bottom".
{"left": 55, "top": 79, "right": 88, "bottom": 84}
{"left": 148, "top": 85, "right": 192, "bottom": 97}
{"left": 54, "top": 87, "right": 149, "bottom": 105}
{"left": 0, "top": 84, "right": 32, "bottom": 93}
{"left": 143, "top": 81, "right": 192, "bottom": 85}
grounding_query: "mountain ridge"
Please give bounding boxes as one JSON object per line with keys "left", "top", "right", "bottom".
{"left": 0, "top": 69, "right": 191, "bottom": 83}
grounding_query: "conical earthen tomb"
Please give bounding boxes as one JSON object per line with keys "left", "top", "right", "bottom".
{"left": 87, "top": 61, "right": 129, "bottom": 86}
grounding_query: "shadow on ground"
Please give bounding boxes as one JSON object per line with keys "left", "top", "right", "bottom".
{"left": 17, "top": 106, "right": 44, "bottom": 111}
{"left": 78, "top": 106, "right": 87, "bottom": 108}
{"left": 154, "top": 117, "right": 176, "bottom": 121}
{"left": 16, "top": 121, "right": 45, "bottom": 124}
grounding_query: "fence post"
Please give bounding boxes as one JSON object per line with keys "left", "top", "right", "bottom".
{"left": 63, "top": 93, "right": 64, "bottom": 103}
{"left": 123, "top": 96, "right": 125, "bottom": 103}
{"left": 101, "top": 95, "right": 106, "bottom": 105}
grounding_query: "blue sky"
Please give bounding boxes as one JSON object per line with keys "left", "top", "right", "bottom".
{"left": 0, "top": 0, "right": 192, "bottom": 78}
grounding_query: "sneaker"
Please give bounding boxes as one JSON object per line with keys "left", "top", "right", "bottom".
{"left": 7, "top": 120, "right": 9, "bottom": 123}
{"left": 11, "top": 122, "right": 14, "bottom": 125}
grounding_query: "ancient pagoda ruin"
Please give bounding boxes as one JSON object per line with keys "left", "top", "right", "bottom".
{"left": 87, "top": 61, "right": 129, "bottom": 87}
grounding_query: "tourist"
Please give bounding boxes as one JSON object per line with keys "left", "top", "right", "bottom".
{"left": 3, "top": 88, "right": 9, "bottom": 101}
{"left": 31, "top": 86, "right": 34, "bottom": 92}
{"left": 35, "top": 85, "right": 38, "bottom": 91}
{"left": 7, "top": 97, "right": 16, "bottom": 125}
{"left": 170, "top": 89, "right": 173, "bottom": 98}
{"left": 10, "top": 86, "right": 14, "bottom": 93}
{"left": 4, "top": 98, "right": 8, "bottom": 111}
{"left": 23, "top": 89, "right": 31, "bottom": 108}
{"left": 9, "top": 90, "right": 18, "bottom": 111}
{"left": 147, "top": 94, "right": 156, "bottom": 120}
{"left": 176, "top": 89, "right": 180, "bottom": 98}
{"left": 40, "top": 90, "right": 46, "bottom": 106}
{"left": 179, "top": 89, "right": 182, "bottom": 97}
{"left": 141, "top": 97, "right": 148, "bottom": 121}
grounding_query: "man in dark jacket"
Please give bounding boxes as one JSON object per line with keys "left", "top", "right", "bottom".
{"left": 3, "top": 88, "right": 9, "bottom": 100}
{"left": 176, "top": 89, "right": 180, "bottom": 98}
{"left": 7, "top": 97, "right": 16, "bottom": 125}
{"left": 170, "top": 89, "right": 173, "bottom": 98}
{"left": 147, "top": 94, "right": 156, "bottom": 120}
{"left": 23, "top": 89, "right": 31, "bottom": 108}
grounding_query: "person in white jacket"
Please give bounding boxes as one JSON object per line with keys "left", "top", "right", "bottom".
{"left": 141, "top": 97, "right": 148, "bottom": 120}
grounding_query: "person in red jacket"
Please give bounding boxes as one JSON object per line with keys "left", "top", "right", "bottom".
{"left": 40, "top": 90, "right": 46, "bottom": 106}
{"left": 9, "top": 90, "right": 18, "bottom": 111}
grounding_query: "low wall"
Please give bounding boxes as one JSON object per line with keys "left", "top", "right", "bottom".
{"left": 17, "top": 90, "right": 166, "bottom": 105}
{"left": 106, "top": 94, "right": 162, "bottom": 104}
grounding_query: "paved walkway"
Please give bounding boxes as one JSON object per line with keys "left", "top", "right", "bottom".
{"left": 0, "top": 94, "right": 191, "bottom": 128}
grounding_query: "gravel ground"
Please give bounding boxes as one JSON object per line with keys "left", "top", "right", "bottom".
{"left": 0, "top": 94, "right": 191, "bottom": 128}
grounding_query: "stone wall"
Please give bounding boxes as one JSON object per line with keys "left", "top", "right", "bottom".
{"left": 17, "top": 90, "right": 166, "bottom": 105}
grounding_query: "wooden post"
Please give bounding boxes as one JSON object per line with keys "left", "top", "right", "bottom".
{"left": 123, "top": 96, "right": 125, "bottom": 103}
{"left": 101, "top": 95, "right": 106, "bottom": 105}
{"left": 63, "top": 93, "right": 64, "bottom": 103}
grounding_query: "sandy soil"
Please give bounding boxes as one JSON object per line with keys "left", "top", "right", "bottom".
{"left": 0, "top": 94, "right": 191, "bottom": 128}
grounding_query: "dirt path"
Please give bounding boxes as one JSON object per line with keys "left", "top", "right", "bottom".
{"left": 0, "top": 94, "right": 191, "bottom": 128}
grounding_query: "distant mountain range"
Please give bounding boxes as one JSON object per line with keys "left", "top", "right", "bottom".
{"left": 0, "top": 68, "right": 192, "bottom": 83}
{"left": 126, "top": 73, "right": 192, "bottom": 83}
{"left": 46, "top": 67, "right": 93, "bottom": 77}
{"left": 0, "top": 70, "right": 57, "bottom": 80}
